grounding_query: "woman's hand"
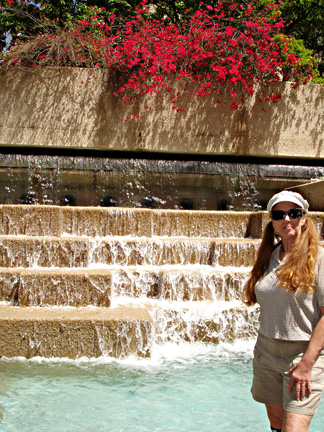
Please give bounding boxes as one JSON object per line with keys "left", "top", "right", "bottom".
{"left": 287, "top": 310, "right": 324, "bottom": 401}
{"left": 287, "top": 361, "right": 312, "bottom": 401}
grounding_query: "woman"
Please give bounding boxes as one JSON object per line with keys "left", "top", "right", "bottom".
{"left": 244, "top": 190, "right": 324, "bottom": 432}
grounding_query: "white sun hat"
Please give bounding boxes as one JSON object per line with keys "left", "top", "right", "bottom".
{"left": 267, "top": 190, "right": 309, "bottom": 213}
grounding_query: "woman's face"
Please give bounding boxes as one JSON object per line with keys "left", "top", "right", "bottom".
{"left": 271, "top": 201, "right": 306, "bottom": 241}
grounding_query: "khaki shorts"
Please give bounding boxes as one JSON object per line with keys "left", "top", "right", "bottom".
{"left": 251, "top": 332, "right": 324, "bottom": 416}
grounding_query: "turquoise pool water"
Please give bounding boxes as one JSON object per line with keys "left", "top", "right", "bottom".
{"left": 1, "top": 341, "right": 324, "bottom": 432}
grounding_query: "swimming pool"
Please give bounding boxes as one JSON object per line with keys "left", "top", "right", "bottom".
{"left": 1, "top": 340, "right": 324, "bottom": 432}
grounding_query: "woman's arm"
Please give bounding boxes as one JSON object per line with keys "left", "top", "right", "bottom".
{"left": 287, "top": 306, "right": 324, "bottom": 401}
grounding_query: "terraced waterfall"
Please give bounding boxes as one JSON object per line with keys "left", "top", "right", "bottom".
{"left": 0, "top": 205, "right": 323, "bottom": 360}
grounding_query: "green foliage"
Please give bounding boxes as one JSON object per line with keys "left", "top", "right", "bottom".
{"left": 288, "top": 38, "right": 317, "bottom": 71}
{"left": 274, "top": 34, "right": 318, "bottom": 80}
{"left": 0, "top": 0, "right": 282, "bottom": 47}
{"left": 41, "top": 0, "right": 139, "bottom": 22}
{"left": 1, "top": 0, "right": 322, "bottom": 78}
{"left": 0, "top": 1, "right": 136, "bottom": 52}
{"left": 0, "top": 1, "right": 44, "bottom": 51}
{"left": 312, "top": 76, "right": 324, "bottom": 84}
{"left": 280, "top": 0, "right": 324, "bottom": 50}
{"left": 280, "top": 0, "right": 324, "bottom": 75}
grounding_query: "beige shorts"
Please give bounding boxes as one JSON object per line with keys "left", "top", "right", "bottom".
{"left": 251, "top": 332, "right": 324, "bottom": 416}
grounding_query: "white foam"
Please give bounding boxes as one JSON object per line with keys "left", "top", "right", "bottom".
{"left": 0, "top": 338, "right": 256, "bottom": 370}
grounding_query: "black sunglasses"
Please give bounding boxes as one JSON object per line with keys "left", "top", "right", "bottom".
{"left": 271, "top": 208, "right": 305, "bottom": 221}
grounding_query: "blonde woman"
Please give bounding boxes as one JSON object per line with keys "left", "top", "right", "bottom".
{"left": 244, "top": 191, "right": 324, "bottom": 432}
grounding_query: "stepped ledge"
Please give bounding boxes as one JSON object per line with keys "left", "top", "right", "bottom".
{"left": 0, "top": 207, "right": 323, "bottom": 359}
{"left": 0, "top": 304, "right": 152, "bottom": 359}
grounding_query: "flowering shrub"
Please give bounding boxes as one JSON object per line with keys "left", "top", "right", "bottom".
{"left": 1, "top": 0, "right": 318, "bottom": 111}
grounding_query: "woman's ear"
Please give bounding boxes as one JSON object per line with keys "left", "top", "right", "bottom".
{"left": 301, "top": 216, "right": 307, "bottom": 230}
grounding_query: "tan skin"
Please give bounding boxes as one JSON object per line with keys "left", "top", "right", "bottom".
{"left": 266, "top": 201, "right": 324, "bottom": 432}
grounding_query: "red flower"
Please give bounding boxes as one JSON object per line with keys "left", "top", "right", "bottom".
{"left": 7, "top": 0, "right": 311, "bottom": 117}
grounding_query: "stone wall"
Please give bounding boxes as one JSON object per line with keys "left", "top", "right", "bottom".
{"left": 1, "top": 68, "right": 323, "bottom": 159}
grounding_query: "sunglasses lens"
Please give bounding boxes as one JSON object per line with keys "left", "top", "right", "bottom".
{"left": 271, "top": 210, "right": 285, "bottom": 220}
{"left": 289, "top": 209, "right": 304, "bottom": 219}
{"left": 271, "top": 209, "right": 304, "bottom": 220}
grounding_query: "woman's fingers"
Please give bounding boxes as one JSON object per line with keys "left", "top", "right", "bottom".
{"left": 295, "top": 381, "right": 311, "bottom": 401}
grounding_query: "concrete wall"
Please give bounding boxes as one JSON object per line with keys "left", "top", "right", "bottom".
{"left": 1, "top": 67, "right": 323, "bottom": 159}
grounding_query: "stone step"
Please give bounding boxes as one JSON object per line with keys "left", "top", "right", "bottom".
{"left": 90, "top": 238, "right": 259, "bottom": 267}
{"left": 0, "top": 236, "right": 260, "bottom": 268}
{"left": 113, "top": 267, "right": 250, "bottom": 301}
{"left": 0, "top": 302, "right": 258, "bottom": 359}
{"left": 0, "top": 236, "right": 89, "bottom": 268}
{"left": 1, "top": 205, "right": 324, "bottom": 239}
{"left": 116, "top": 299, "right": 260, "bottom": 345}
{"left": 0, "top": 268, "right": 112, "bottom": 307}
{"left": 0, "top": 304, "right": 152, "bottom": 359}
{"left": 152, "top": 304, "right": 260, "bottom": 344}
{"left": 0, "top": 267, "right": 250, "bottom": 306}
{"left": 0, "top": 205, "right": 266, "bottom": 238}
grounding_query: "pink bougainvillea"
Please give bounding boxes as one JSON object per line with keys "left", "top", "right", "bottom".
{"left": 4, "top": 0, "right": 316, "bottom": 111}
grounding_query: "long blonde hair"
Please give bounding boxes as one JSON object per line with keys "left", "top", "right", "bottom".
{"left": 243, "top": 217, "right": 319, "bottom": 305}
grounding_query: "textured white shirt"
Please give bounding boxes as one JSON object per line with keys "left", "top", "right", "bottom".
{"left": 255, "top": 245, "right": 324, "bottom": 341}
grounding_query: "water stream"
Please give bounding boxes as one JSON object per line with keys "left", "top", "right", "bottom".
{"left": 1, "top": 153, "right": 324, "bottom": 430}
{"left": 1, "top": 153, "right": 324, "bottom": 210}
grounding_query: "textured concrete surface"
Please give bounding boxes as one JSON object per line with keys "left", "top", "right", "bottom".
{"left": 0, "top": 205, "right": 62, "bottom": 236}
{"left": 158, "top": 268, "right": 249, "bottom": 301}
{"left": 89, "top": 237, "right": 260, "bottom": 266}
{"left": 0, "top": 268, "right": 112, "bottom": 307}
{"left": 0, "top": 266, "right": 252, "bottom": 303}
{"left": 0, "top": 205, "right": 268, "bottom": 238}
{"left": 153, "top": 305, "right": 260, "bottom": 344}
{"left": 0, "top": 236, "right": 89, "bottom": 268}
{"left": 0, "top": 304, "right": 152, "bottom": 358}
{"left": 1, "top": 68, "right": 323, "bottom": 159}
{"left": 0, "top": 204, "right": 322, "bottom": 239}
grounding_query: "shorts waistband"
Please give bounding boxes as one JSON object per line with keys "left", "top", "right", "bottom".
{"left": 257, "top": 332, "right": 309, "bottom": 358}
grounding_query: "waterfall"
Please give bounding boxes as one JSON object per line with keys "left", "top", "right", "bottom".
{"left": 0, "top": 152, "right": 323, "bottom": 360}
{"left": 0, "top": 205, "right": 273, "bottom": 359}
{"left": 0, "top": 153, "right": 323, "bottom": 210}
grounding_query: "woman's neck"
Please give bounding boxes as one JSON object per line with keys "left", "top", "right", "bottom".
{"left": 281, "top": 235, "right": 299, "bottom": 254}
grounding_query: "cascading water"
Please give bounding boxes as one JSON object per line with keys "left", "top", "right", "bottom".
{"left": 1, "top": 154, "right": 324, "bottom": 430}
{"left": 0, "top": 204, "right": 270, "bottom": 431}
{"left": 0, "top": 207, "right": 260, "bottom": 354}
{"left": 1, "top": 152, "right": 324, "bottom": 210}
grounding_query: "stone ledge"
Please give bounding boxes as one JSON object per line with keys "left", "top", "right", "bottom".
{"left": 0, "top": 205, "right": 62, "bottom": 237}
{"left": 90, "top": 237, "right": 260, "bottom": 267}
{"left": 0, "top": 235, "right": 261, "bottom": 268}
{"left": 1, "top": 68, "right": 323, "bottom": 159}
{"left": 105, "top": 266, "right": 250, "bottom": 301}
{"left": 0, "top": 268, "right": 112, "bottom": 307}
{"left": 0, "top": 304, "right": 152, "bottom": 359}
{"left": 0, "top": 235, "right": 260, "bottom": 267}
{"left": 0, "top": 266, "right": 250, "bottom": 304}
{"left": 1, "top": 205, "right": 323, "bottom": 239}
{"left": 0, "top": 236, "right": 89, "bottom": 268}
{"left": 152, "top": 304, "right": 260, "bottom": 344}
{"left": 0, "top": 205, "right": 269, "bottom": 238}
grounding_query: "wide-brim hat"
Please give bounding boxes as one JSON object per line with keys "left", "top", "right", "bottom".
{"left": 267, "top": 190, "right": 309, "bottom": 213}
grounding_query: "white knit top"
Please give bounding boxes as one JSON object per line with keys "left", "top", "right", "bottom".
{"left": 254, "top": 245, "right": 324, "bottom": 341}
